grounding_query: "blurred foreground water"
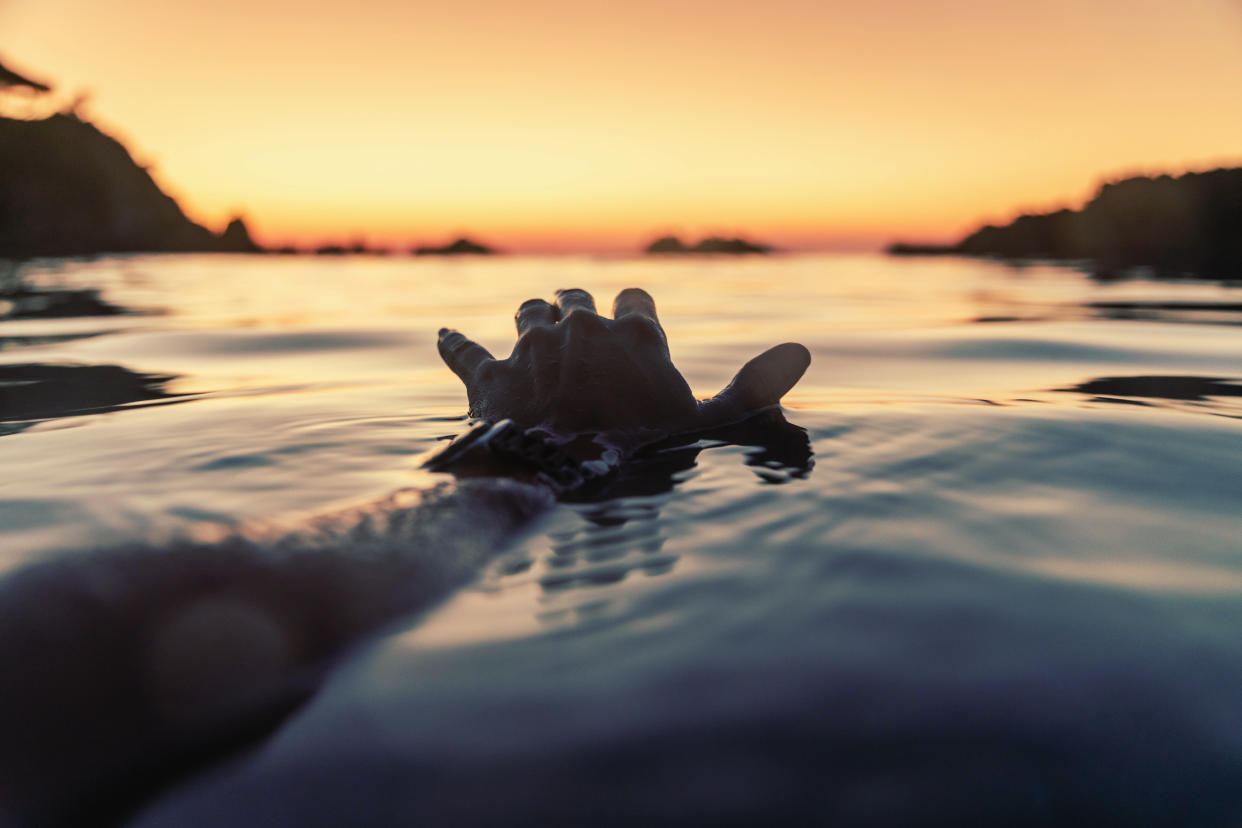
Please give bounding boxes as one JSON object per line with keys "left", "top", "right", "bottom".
{"left": 1, "top": 253, "right": 1240, "bottom": 826}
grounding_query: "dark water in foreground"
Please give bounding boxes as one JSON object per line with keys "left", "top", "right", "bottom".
{"left": 1, "top": 254, "right": 1240, "bottom": 825}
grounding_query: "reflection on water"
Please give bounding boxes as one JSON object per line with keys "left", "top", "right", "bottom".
{"left": 0, "top": 329, "right": 113, "bottom": 351}
{"left": 0, "top": 362, "right": 184, "bottom": 426}
{"left": 1088, "top": 299, "right": 1242, "bottom": 326}
{"left": 574, "top": 407, "right": 814, "bottom": 502}
{"left": 537, "top": 498, "right": 676, "bottom": 593}
{"left": 131, "top": 404, "right": 1242, "bottom": 828}
{"left": 0, "top": 253, "right": 1239, "bottom": 826}
{"left": 0, "top": 285, "right": 128, "bottom": 319}
{"left": 542, "top": 410, "right": 814, "bottom": 586}
{"left": 1059, "top": 375, "right": 1242, "bottom": 402}
{"left": 2, "top": 260, "right": 131, "bottom": 319}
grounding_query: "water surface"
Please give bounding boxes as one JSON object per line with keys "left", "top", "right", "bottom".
{"left": 1, "top": 253, "right": 1240, "bottom": 826}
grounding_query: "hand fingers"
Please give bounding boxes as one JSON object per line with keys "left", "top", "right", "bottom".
{"left": 437, "top": 327, "right": 495, "bottom": 385}
{"left": 611, "top": 287, "right": 660, "bottom": 324}
{"left": 698, "top": 342, "right": 811, "bottom": 428}
{"left": 554, "top": 288, "right": 596, "bottom": 319}
{"left": 611, "top": 287, "right": 668, "bottom": 355}
{"left": 515, "top": 298, "right": 557, "bottom": 335}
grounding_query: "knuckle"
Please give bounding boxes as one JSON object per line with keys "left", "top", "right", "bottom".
{"left": 516, "top": 298, "right": 549, "bottom": 320}
{"left": 562, "top": 308, "right": 606, "bottom": 334}
{"left": 556, "top": 289, "right": 596, "bottom": 312}
{"left": 516, "top": 324, "right": 558, "bottom": 353}
{"left": 616, "top": 313, "right": 664, "bottom": 343}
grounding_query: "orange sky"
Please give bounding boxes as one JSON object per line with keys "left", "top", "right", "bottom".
{"left": 4, "top": 0, "right": 1242, "bottom": 251}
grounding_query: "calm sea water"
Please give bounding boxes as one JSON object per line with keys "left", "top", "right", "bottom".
{"left": 2, "top": 253, "right": 1240, "bottom": 826}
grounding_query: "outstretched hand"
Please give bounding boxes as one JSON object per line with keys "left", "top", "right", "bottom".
{"left": 437, "top": 288, "right": 810, "bottom": 444}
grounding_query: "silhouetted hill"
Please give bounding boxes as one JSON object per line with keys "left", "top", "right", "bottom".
{"left": 646, "top": 236, "right": 689, "bottom": 254}
{"left": 413, "top": 238, "right": 495, "bottom": 256}
{"left": 217, "top": 217, "right": 262, "bottom": 253}
{"left": 890, "top": 168, "right": 1242, "bottom": 279}
{"left": 644, "top": 235, "right": 772, "bottom": 255}
{"left": 0, "top": 113, "right": 261, "bottom": 257}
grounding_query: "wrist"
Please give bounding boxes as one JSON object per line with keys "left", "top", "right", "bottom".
{"left": 422, "top": 420, "right": 621, "bottom": 494}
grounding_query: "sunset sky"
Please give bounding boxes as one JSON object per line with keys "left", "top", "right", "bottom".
{"left": 4, "top": 0, "right": 1241, "bottom": 251}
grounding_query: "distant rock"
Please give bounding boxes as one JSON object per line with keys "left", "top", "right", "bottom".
{"left": 892, "top": 167, "right": 1242, "bottom": 279}
{"left": 645, "top": 236, "right": 689, "bottom": 254}
{"left": 0, "top": 113, "right": 264, "bottom": 257}
{"left": 314, "top": 242, "right": 388, "bottom": 255}
{"left": 693, "top": 236, "right": 772, "bottom": 255}
{"left": 413, "top": 238, "right": 496, "bottom": 256}
{"left": 216, "top": 217, "right": 262, "bottom": 253}
{"left": 644, "top": 235, "right": 772, "bottom": 255}
{"left": 886, "top": 242, "right": 958, "bottom": 256}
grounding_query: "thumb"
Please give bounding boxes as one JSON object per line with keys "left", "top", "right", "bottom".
{"left": 697, "top": 343, "right": 811, "bottom": 428}
{"left": 437, "top": 327, "right": 495, "bottom": 387}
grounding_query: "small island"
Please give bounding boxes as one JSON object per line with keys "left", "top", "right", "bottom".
{"left": 645, "top": 236, "right": 773, "bottom": 255}
{"left": 888, "top": 167, "right": 1242, "bottom": 280}
{"left": 412, "top": 238, "right": 496, "bottom": 256}
{"left": 314, "top": 242, "right": 391, "bottom": 256}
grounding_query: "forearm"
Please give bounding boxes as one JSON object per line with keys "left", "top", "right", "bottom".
{"left": 0, "top": 476, "right": 552, "bottom": 826}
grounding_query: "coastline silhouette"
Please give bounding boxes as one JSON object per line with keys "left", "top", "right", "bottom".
{"left": 8, "top": 55, "right": 1237, "bottom": 280}
{"left": 0, "top": 112, "right": 261, "bottom": 257}
{"left": 889, "top": 167, "right": 1242, "bottom": 280}
{"left": 414, "top": 237, "right": 496, "bottom": 256}
{"left": 645, "top": 235, "right": 773, "bottom": 255}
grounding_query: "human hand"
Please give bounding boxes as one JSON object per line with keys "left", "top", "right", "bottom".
{"left": 437, "top": 288, "right": 809, "bottom": 444}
